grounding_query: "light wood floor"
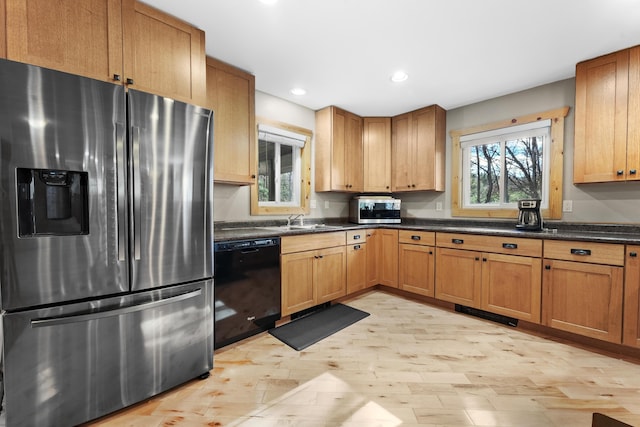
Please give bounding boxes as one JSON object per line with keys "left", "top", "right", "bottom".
{"left": 89, "top": 290, "right": 640, "bottom": 426}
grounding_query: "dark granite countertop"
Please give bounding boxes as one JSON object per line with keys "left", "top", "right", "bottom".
{"left": 214, "top": 218, "right": 640, "bottom": 245}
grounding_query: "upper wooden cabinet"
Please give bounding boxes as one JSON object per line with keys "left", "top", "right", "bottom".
{"left": 206, "top": 57, "right": 256, "bottom": 185}
{"left": 4, "top": 0, "right": 123, "bottom": 81}
{"left": 391, "top": 105, "right": 446, "bottom": 192}
{"left": 574, "top": 46, "right": 640, "bottom": 183}
{"left": 4, "top": 0, "right": 206, "bottom": 105}
{"left": 363, "top": 117, "right": 391, "bottom": 193}
{"left": 315, "top": 106, "right": 363, "bottom": 192}
{"left": 122, "top": 0, "right": 206, "bottom": 105}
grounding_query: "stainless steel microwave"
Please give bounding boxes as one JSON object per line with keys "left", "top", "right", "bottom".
{"left": 349, "top": 197, "right": 401, "bottom": 224}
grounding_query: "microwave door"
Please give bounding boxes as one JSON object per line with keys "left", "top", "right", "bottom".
{"left": 127, "top": 90, "right": 213, "bottom": 291}
{"left": 0, "top": 60, "right": 128, "bottom": 311}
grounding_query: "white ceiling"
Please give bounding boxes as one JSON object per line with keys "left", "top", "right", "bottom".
{"left": 144, "top": 0, "right": 640, "bottom": 117}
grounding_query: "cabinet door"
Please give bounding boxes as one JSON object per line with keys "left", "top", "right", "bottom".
{"left": 345, "top": 111, "right": 364, "bottom": 192}
{"left": 435, "top": 247, "right": 482, "bottom": 307}
{"left": 363, "top": 117, "right": 391, "bottom": 192}
{"left": 391, "top": 112, "right": 412, "bottom": 191}
{"left": 5, "top": 0, "right": 123, "bottom": 82}
{"left": 542, "top": 259, "right": 623, "bottom": 343}
{"left": 623, "top": 246, "right": 640, "bottom": 348}
{"left": 378, "top": 229, "right": 399, "bottom": 288}
{"left": 281, "top": 251, "right": 315, "bottom": 316}
{"left": 398, "top": 244, "right": 435, "bottom": 297}
{"left": 628, "top": 46, "right": 640, "bottom": 181}
{"left": 347, "top": 243, "right": 367, "bottom": 294}
{"left": 365, "top": 229, "right": 380, "bottom": 287}
{"left": 574, "top": 50, "right": 629, "bottom": 183}
{"left": 316, "top": 246, "right": 347, "bottom": 303}
{"left": 481, "top": 253, "right": 542, "bottom": 323}
{"left": 412, "top": 106, "right": 445, "bottom": 191}
{"left": 207, "top": 57, "right": 256, "bottom": 185}
{"left": 122, "top": 0, "right": 206, "bottom": 105}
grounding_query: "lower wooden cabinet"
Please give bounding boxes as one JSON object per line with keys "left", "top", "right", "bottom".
{"left": 624, "top": 246, "right": 640, "bottom": 348}
{"left": 378, "top": 229, "right": 398, "bottom": 287}
{"left": 346, "top": 242, "right": 367, "bottom": 294}
{"left": 481, "top": 253, "right": 541, "bottom": 323}
{"left": 398, "top": 230, "right": 435, "bottom": 297}
{"left": 434, "top": 233, "right": 543, "bottom": 323}
{"left": 365, "top": 229, "right": 380, "bottom": 287}
{"left": 542, "top": 240, "right": 625, "bottom": 344}
{"left": 280, "top": 233, "right": 347, "bottom": 316}
{"left": 435, "top": 247, "right": 482, "bottom": 307}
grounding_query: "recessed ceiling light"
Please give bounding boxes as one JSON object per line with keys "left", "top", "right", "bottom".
{"left": 290, "top": 87, "right": 306, "bottom": 96}
{"left": 259, "top": 0, "right": 278, "bottom": 4}
{"left": 391, "top": 71, "right": 409, "bottom": 83}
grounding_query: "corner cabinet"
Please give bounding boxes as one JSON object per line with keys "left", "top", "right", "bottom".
{"left": 574, "top": 45, "right": 640, "bottom": 183}
{"left": 4, "top": 0, "right": 206, "bottom": 105}
{"left": 363, "top": 117, "right": 392, "bottom": 193}
{"left": 391, "top": 105, "right": 446, "bottom": 192}
{"left": 315, "top": 106, "right": 363, "bottom": 192}
{"left": 542, "top": 240, "right": 624, "bottom": 343}
{"left": 206, "top": 57, "right": 256, "bottom": 185}
{"left": 280, "top": 232, "right": 347, "bottom": 317}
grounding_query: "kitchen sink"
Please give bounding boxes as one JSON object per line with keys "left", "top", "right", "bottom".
{"left": 258, "top": 224, "right": 344, "bottom": 232}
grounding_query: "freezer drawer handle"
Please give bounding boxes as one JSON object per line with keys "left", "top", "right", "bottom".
{"left": 30, "top": 288, "right": 202, "bottom": 328}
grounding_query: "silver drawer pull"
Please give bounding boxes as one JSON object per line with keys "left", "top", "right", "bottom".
{"left": 353, "top": 244, "right": 361, "bottom": 250}
{"left": 502, "top": 243, "right": 518, "bottom": 249}
{"left": 570, "top": 248, "right": 591, "bottom": 256}
{"left": 452, "top": 238, "right": 464, "bottom": 244}
{"left": 353, "top": 234, "right": 361, "bottom": 240}
{"left": 411, "top": 235, "right": 421, "bottom": 241}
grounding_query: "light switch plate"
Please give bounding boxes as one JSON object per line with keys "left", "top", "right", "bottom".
{"left": 324, "top": 200, "right": 330, "bottom": 209}
{"left": 436, "top": 202, "right": 443, "bottom": 211}
{"left": 310, "top": 199, "right": 317, "bottom": 209}
{"left": 563, "top": 200, "right": 573, "bottom": 212}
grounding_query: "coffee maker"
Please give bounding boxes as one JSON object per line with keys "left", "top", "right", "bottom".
{"left": 516, "top": 199, "right": 542, "bottom": 231}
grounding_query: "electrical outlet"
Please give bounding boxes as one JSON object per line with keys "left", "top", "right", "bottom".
{"left": 563, "top": 200, "right": 573, "bottom": 212}
{"left": 436, "top": 202, "right": 443, "bottom": 211}
{"left": 324, "top": 200, "right": 330, "bottom": 209}
{"left": 310, "top": 199, "right": 317, "bottom": 209}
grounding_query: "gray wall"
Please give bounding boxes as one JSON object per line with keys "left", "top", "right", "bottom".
{"left": 215, "top": 80, "right": 640, "bottom": 225}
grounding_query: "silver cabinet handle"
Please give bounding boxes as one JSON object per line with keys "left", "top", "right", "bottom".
{"left": 570, "top": 248, "right": 591, "bottom": 256}
{"left": 502, "top": 243, "right": 518, "bottom": 249}
{"left": 31, "top": 289, "right": 202, "bottom": 328}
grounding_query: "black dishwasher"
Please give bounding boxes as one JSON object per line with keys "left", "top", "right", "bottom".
{"left": 214, "top": 237, "right": 281, "bottom": 349}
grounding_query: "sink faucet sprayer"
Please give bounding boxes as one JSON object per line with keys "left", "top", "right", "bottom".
{"left": 287, "top": 214, "right": 304, "bottom": 227}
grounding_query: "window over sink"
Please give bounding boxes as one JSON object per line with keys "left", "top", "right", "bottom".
{"left": 250, "top": 118, "right": 312, "bottom": 215}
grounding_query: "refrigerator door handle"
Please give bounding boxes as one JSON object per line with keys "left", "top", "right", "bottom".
{"left": 116, "top": 122, "right": 127, "bottom": 261}
{"left": 132, "top": 126, "right": 142, "bottom": 260}
{"left": 30, "top": 288, "right": 202, "bottom": 327}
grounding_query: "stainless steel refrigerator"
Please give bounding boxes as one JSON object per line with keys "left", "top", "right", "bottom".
{"left": 0, "top": 59, "right": 214, "bottom": 426}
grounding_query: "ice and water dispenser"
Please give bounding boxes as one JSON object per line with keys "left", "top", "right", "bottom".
{"left": 16, "top": 168, "right": 89, "bottom": 237}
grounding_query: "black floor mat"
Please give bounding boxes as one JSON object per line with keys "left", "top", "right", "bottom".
{"left": 269, "top": 303, "right": 370, "bottom": 351}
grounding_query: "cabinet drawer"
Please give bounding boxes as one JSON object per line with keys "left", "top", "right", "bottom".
{"left": 398, "top": 230, "right": 435, "bottom": 246}
{"left": 436, "top": 233, "right": 541, "bottom": 257}
{"left": 281, "top": 232, "right": 346, "bottom": 254}
{"left": 347, "top": 230, "right": 367, "bottom": 243}
{"left": 543, "top": 240, "right": 625, "bottom": 266}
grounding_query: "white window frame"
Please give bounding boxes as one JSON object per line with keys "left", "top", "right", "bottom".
{"left": 460, "top": 120, "right": 551, "bottom": 210}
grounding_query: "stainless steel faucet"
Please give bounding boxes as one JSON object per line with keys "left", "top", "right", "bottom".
{"left": 287, "top": 214, "right": 304, "bottom": 227}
